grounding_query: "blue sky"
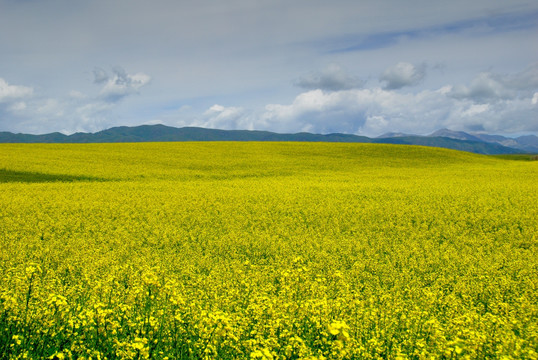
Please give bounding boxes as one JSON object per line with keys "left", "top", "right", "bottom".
{"left": 0, "top": 0, "right": 537, "bottom": 136}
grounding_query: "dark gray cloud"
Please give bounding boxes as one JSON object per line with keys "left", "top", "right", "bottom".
{"left": 93, "top": 68, "right": 109, "bottom": 84}
{"left": 450, "top": 73, "right": 510, "bottom": 101}
{"left": 294, "top": 64, "right": 364, "bottom": 91}
{"left": 380, "top": 62, "right": 426, "bottom": 90}
{"left": 98, "top": 67, "right": 151, "bottom": 102}
{"left": 501, "top": 62, "right": 538, "bottom": 91}
{"left": 449, "top": 62, "right": 538, "bottom": 102}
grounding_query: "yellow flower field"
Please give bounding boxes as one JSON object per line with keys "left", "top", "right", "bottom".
{"left": 0, "top": 142, "right": 537, "bottom": 359}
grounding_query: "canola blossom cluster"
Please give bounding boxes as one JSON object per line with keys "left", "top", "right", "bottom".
{"left": 0, "top": 142, "right": 537, "bottom": 359}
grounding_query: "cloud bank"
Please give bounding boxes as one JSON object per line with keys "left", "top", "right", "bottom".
{"left": 0, "top": 67, "right": 151, "bottom": 134}
{"left": 173, "top": 62, "right": 538, "bottom": 137}
{"left": 449, "top": 63, "right": 538, "bottom": 102}
{"left": 0, "top": 78, "right": 33, "bottom": 103}
{"left": 294, "top": 64, "right": 364, "bottom": 91}
{"left": 380, "top": 62, "right": 426, "bottom": 90}
{"left": 97, "top": 67, "right": 151, "bottom": 102}
{"left": 1, "top": 63, "right": 537, "bottom": 137}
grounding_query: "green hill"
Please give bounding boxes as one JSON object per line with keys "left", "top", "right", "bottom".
{"left": 0, "top": 124, "right": 524, "bottom": 155}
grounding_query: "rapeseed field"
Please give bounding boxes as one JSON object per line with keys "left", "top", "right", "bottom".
{"left": 0, "top": 142, "right": 536, "bottom": 359}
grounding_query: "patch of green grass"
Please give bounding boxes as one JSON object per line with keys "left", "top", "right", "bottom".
{"left": 491, "top": 154, "right": 538, "bottom": 161}
{"left": 0, "top": 169, "right": 107, "bottom": 183}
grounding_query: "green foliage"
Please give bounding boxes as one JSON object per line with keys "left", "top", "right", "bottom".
{"left": 0, "top": 169, "right": 106, "bottom": 183}
{"left": 491, "top": 154, "right": 538, "bottom": 161}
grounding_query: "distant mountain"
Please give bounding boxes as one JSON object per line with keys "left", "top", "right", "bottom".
{"left": 428, "top": 129, "right": 483, "bottom": 142}
{"left": 426, "top": 129, "right": 538, "bottom": 153}
{"left": 0, "top": 124, "right": 531, "bottom": 155}
{"left": 510, "top": 135, "right": 538, "bottom": 153}
{"left": 375, "top": 136, "right": 520, "bottom": 155}
{"left": 0, "top": 125, "right": 372, "bottom": 144}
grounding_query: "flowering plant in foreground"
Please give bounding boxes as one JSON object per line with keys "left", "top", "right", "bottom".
{"left": 0, "top": 142, "right": 537, "bottom": 359}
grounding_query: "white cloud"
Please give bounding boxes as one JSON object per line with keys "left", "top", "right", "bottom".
{"left": 93, "top": 68, "right": 109, "bottom": 84}
{"left": 461, "top": 103, "right": 489, "bottom": 117}
{"left": 258, "top": 77, "right": 537, "bottom": 136}
{"left": 8, "top": 101, "right": 27, "bottom": 112}
{"left": 261, "top": 89, "right": 382, "bottom": 134}
{"left": 449, "top": 72, "right": 512, "bottom": 101}
{"left": 261, "top": 89, "right": 370, "bottom": 133}
{"left": 0, "top": 66, "right": 153, "bottom": 134}
{"left": 198, "top": 104, "right": 256, "bottom": 130}
{"left": 1, "top": 58, "right": 537, "bottom": 137}
{"left": 502, "top": 62, "right": 538, "bottom": 91}
{"left": 0, "top": 78, "right": 33, "bottom": 102}
{"left": 71, "top": 102, "right": 115, "bottom": 133}
{"left": 363, "top": 115, "right": 389, "bottom": 135}
{"left": 380, "top": 62, "right": 426, "bottom": 90}
{"left": 99, "top": 67, "right": 151, "bottom": 102}
{"left": 69, "top": 90, "right": 87, "bottom": 99}
{"left": 37, "top": 99, "right": 64, "bottom": 117}
{"left": 294, "top": 64, "right": 364, "bottom": 91}
{"left": 450, "top": 63, "right": 538, "bottom": 102}
{"left": 164, "top": 65, "right": 537, "bottom": 136}
{"left": 203, "top": 104, "right": 246, "bottom": 124}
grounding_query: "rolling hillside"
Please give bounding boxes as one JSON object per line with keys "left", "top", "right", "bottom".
{"left": 1, "top": 142, "right": 536, "bottom": 359}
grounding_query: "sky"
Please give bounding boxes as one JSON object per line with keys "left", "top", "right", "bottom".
{"left": 0, "top": 0, "right": 537, "bottom": 137}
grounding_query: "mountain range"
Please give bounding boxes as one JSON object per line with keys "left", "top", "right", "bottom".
{"left": 1, "top": 125, "right": 537, "bottom": 155}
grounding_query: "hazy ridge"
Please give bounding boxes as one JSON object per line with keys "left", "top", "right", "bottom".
{"left": 1, "top": 124, "right": 537, "bottom": 155}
